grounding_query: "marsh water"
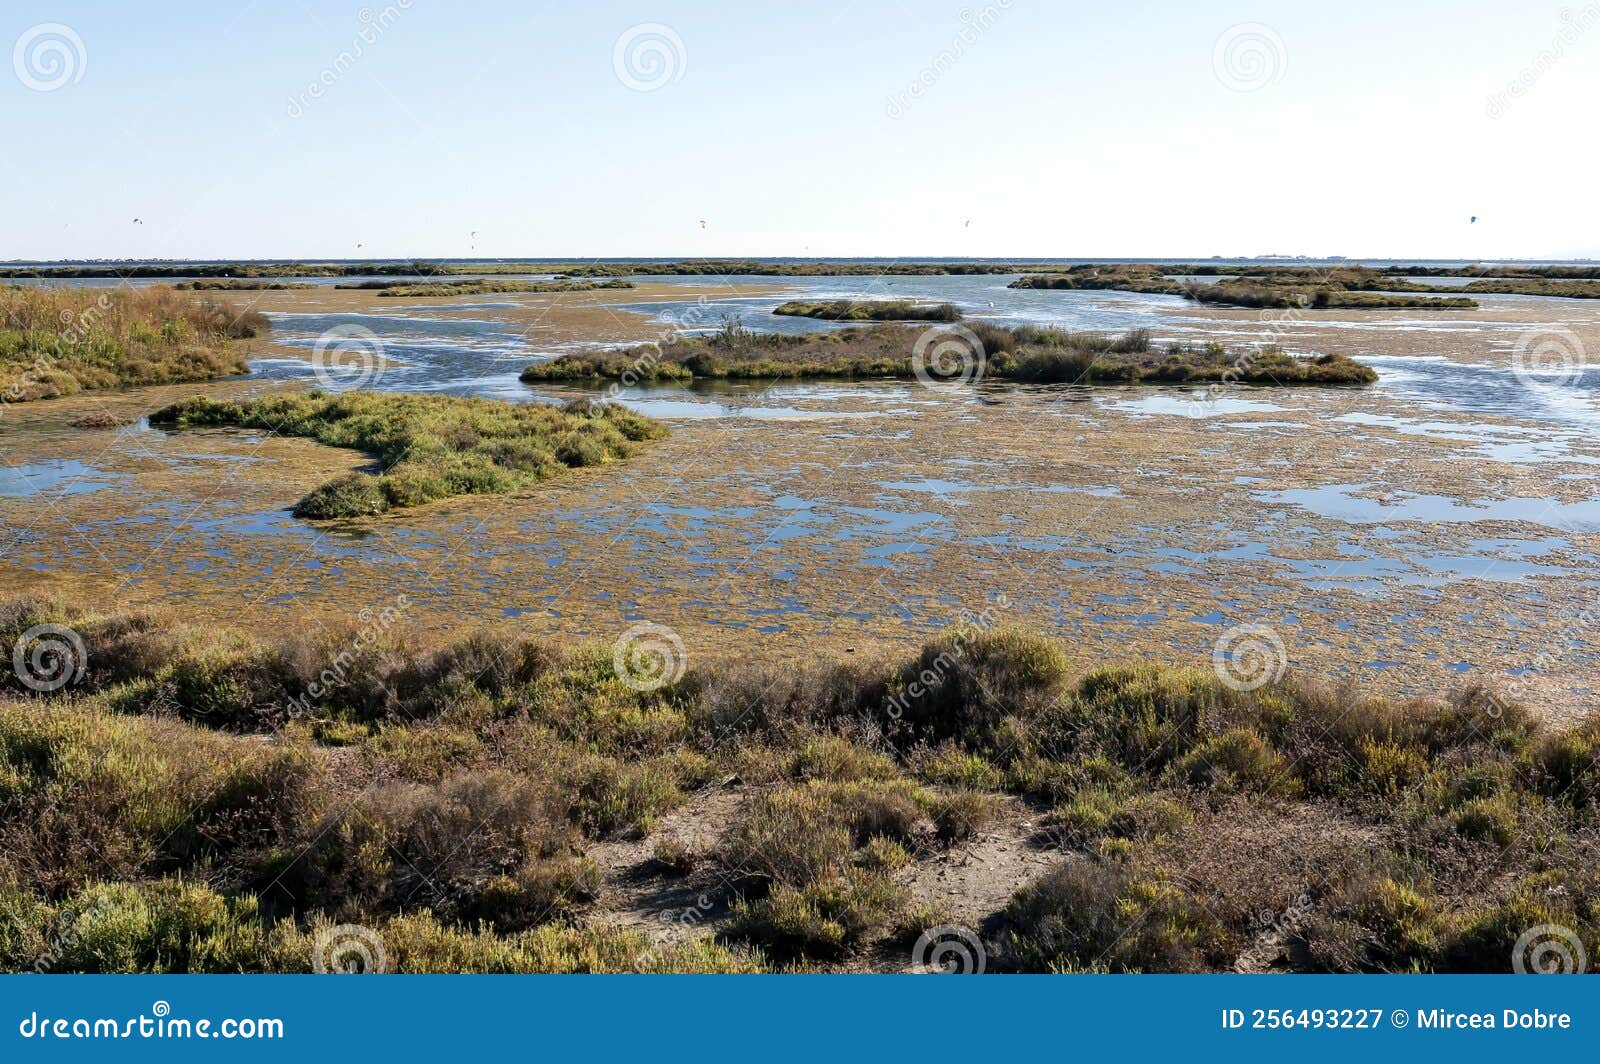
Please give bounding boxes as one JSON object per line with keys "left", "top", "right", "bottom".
{"left": 6, "top": 263, "right": 1600, "bottom": 714}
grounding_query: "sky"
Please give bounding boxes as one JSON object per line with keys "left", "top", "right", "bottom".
{"left": 2, "top": 0, "right": 1597, "bottom": 261}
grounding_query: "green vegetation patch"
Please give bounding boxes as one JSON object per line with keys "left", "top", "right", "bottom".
{"left": 1009, "top": 265, "right": 1479, "bottom": 310}
{"left": 172, "top": 280, "right": 315, "bottom": 291}
{"left": 1188, "top": 284, "right": 1477, "bottom": 310}
{"left": 1459, "top": 279, "right": 1600, "bottom": 299}
{"left": 148, "top": 390, "right": 667, "bottom": 518}
{"left": 522, "top": 321, "right": 1377, "bottom": 386}
{"left": 772, "top": 300, "right": 962, "bottom": 322}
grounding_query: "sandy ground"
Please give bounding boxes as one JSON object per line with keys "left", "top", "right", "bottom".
{"left": 579, "top": 779, "right": 1057, "bottom": 973}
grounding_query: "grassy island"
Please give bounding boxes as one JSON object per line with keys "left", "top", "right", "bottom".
{"left": 522, "top": 322, "right": 1377, "bottom": 386}
{"left": 172, "top": 280, "right": 315, "bottom": 291}
{"left": 149, "top": 391, "right": 667, "bottom": 519}
{"left": 773, "top": 300, "right": 962, "bottom": 322}
{"left": 334, "top": 279, "right": 636, "bottom": 298}
{"left": 1009, "top": 266, "right": 1480, "bottom": 310}
{"left": 1458, "top": 279, "right": 1600, "bottom": 299}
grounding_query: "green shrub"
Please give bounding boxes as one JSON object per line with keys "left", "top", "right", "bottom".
{"left": 724, "top": 779, "right": 928, "bottom": 885}
{"left": 726, "top": 869, "right": 907, "bottom": 959}
{"left": 294, "top": 472, "right": 390, "bottom": 518}
{"left": 1304, "top": 875, "right": 1445, "bottom": 973}
{"left": 932, "top": 788, "right": 1002, "bottom": 844}
{"left": 884, "top": 629, "right": 1072, "bottom": 749}
{"left": 26, "top": 880, "right": 295, "bottom": 974}
{"left": 1170, "top": 727, "right": 1296, "bottom": 794}
{"left": 914, "top": 743, "right": 1003, "bottom": 790}
{"left": 1042, "top": 789, "right": 1192, "bottom": 852}
{"left": 788, "top": 735, "right": 898, "bottom": 782}
{"left": 1004, "top": 859, "right": 1223, "bottom": 972}
{"left": 300, "top": 911, "right": 762, "bottom": 973}
{"left": 1451, "top": 796, "right": 1520, "bottom": 846}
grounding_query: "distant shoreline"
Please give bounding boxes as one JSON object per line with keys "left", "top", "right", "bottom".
{"left": 4, "top": 255, "right": 1599, "bottom": 272}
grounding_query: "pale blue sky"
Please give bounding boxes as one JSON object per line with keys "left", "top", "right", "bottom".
{"left": 3, "top": 0, "right": 1597, "bottom": 260}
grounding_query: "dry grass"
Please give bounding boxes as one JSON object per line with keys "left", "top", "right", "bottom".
{"left": 1, "top": 286, "right": 266, "bottom": 403}
{"left": 2, "top": 600, "right": 1595, "bottom": 973}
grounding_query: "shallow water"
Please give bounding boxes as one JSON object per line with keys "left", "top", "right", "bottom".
{"left": 0, "top": 459, "right": 124, "bottom": 497}
{"left": 11, "top": 269, "right": 1600, "bottom": 709}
